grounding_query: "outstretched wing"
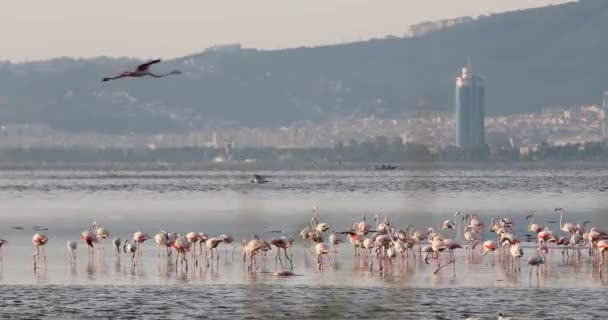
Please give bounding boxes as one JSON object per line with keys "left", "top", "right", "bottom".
{"left": 136, "top": 59, "right": 162, "bottom": 71}
{"left": 253, "top": 174, "right": 263, "bottom": 180}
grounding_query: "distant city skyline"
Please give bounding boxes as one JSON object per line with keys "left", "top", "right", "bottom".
{"left": 0, "top": 0, "right": 572, "bottom": 61}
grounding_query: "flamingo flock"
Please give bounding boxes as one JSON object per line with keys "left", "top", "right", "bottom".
{"left": 2, "top": 207, "right": 606, "bottom": 284}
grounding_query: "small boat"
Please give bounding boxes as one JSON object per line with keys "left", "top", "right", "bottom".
{"left": 374, "top": 164, "right": 397, "bottom": 170}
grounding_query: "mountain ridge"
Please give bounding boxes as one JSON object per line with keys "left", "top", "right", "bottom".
{"left": 0, "top": 0, "right": 606, "bottom": 134}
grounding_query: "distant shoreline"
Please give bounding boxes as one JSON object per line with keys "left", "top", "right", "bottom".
{"left": 0, "top": 160, "right": 606, "bottom": 171}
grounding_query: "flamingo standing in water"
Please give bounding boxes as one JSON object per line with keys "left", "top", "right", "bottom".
{"left": 528, "top": 248, "right": 546, "bottom": 280}
{"left": 123, "top": 240, "right": 137, "bottom": 266}
{"left": 0, "top": 238, "right": 7, "bottom": 264}
{"left": 219, "top": 234, "right": 236, "bottom": 260}
{"left": 32, "top": 233, "right": 48, "bottom": 268}
{"left": 155, "top": 231, "right": 171, "bottom": 257}
{"left": 133, "top": 231, "right": 150, "bottom": 257}
{"left": 102, "top": 59, "right": 181, "bottom": 82}
{"left": 597, "top": 240, "right": 608, "bottom": 277}
{"left": 173, "top": 237, "right": 190, "bottom": 271}
{"left": 112, "top": 237, "right": 121, "bottom": 257}
{"left": 80, "top": 230, "right": 97, "bottom": 257}
{"left": 315, "top": 242, "right": 330, "bottom": 271}
{"left": 67, "top": 241, "right": 77, "bottom": 263}
{"left": 95, "top": 225, "right": 110, "bottom": 251}
{"left": 270, "top": 236, "right": 294, "bottom": 270}
{"left": 206, "top": 237, "right": 223, "bottom": 267}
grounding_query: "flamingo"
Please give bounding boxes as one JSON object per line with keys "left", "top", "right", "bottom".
{"left": 155, "top": 231, "right": 171, "bottom": 257}
{"left": 32, "top": 233, "right": 48, "bottom": 268}
{"left": 270, "top": 236, "right": 294, "bottom": 270}
{"left": 509, "top": 243, "right": 523, "bottom": 271}
{"left": 67, "top": 240, "right": 77, "bottom": 263}
{"left": 112, "top": 237, "right": 121, "bottom": 257}
{"left": 355, "top": 213, "right": 371, "bottom": 236}
{"left": 311, "top": 207, "right": 330, "bottom": 233}
{"left": 482, "top": 240, "right": 497, "bottom": 265}
{"left": 0, "top": 238, "right": 7, "bottom": 264}
{"left": 185, "top": 232, "right": 200, "bottom": 261}
{"left": 206, "top": 237, "right": 222, "bottom": 267}
{"left": 173, "top": 237, "right": 190, "bottom": 270}
{"left": 219, "top": 234, "right": 236, "bottom": 260}
{"left": 243, "top": 239, "right": 268, "bottom": 272}
{"left": 315, "top": 242, "right": 330, "bottom": 271}
{"left": 102, "top": 59, "right": 181, "bottom": 82}
{"left": 123, "top": 240, "right": 137, "bottom": 266}
{"left": 441, "top": 211, "right": 460, "bottom": 238}
{"left": 598, "top": 240, "right": 608, "bottom": 276}
{"left": 328, "top": 231, "right": 342, "bottom": 252}
{"left": 80, "top": 230, "right": 97, "bottom": 256}
{"left": 528, "top": 248, "right": 546, "bottom": 280}
{"left": 133, "top": 231, "right": 150, "bottom": 257}
{"left": 95, "top": 225, "right": 110, "bottom": 251}
{"left": 555, "top": 208, "right": 575, "bottom": 235}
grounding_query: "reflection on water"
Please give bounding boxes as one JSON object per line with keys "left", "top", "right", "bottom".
{"left": 0, "top": 167, "right": 607, "bottom": 317}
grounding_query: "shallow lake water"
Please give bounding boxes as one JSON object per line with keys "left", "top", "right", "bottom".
{"left": 1, "top": 166, "right": 608, "bottom": 319}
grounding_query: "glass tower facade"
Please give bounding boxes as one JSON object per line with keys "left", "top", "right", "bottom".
{"left": 455, "top": 66, "right": 485, "bottom": 147}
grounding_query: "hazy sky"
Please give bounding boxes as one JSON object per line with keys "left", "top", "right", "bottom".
{"left": 0, "top": 0, "right": 571, "bottom": 61}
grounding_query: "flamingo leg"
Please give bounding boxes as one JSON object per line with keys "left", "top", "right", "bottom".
{"left": 284, "top": 248, "right": 293, "bottom": 270}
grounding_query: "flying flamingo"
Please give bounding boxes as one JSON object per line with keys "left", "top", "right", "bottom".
{"left": 67, "top": 240, "right": 77, "bottom": 263}
{"left": 32, "top": 233, "right": 48, "bottom": 268}
{"left": 102, "top": 59, "right": 181, "bottom": 82}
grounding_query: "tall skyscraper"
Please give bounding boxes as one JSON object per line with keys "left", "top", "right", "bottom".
{"left": 603, "top": 91, "right": 608, "bottom": 138}
{"left": 455, "top": 64, "right": 485, "bottom": 147}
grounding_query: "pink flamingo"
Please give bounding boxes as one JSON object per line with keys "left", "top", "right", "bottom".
{"left": 206, "top": 237, "right": 222, "bottom": 267}
{"left": 219, "top": 234, "right": 236, "bottom": 259}
{"left": 80, "top": 230, "right": 98, "bottom": 256}
{"left": 173, "top": 237, "right": 190, "bottom": 271}
{"left": 102, "top": 59, "right": 181, "bottom": 82}
{"left": 315, "top": 242, "right": 330, "bottom": 271}
{"left": 32, "top": 233, "right": 48, "bottom": 268}
{"left": 154, "top": 231, "right": 170, "bottom": 257}
{"left": 597, "top": 240, "right": 608, "bottom": 278}
{"left": 270, "top": 236, "right": 294, "bottom": 270}
{"left": 133, "top": 231, "right": 150, "bottom": 256}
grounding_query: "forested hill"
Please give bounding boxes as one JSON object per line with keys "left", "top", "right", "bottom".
{"left": 0, "top": 0, "right": 606, "bottom": 134}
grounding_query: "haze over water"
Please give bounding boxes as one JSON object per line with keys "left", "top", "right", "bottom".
{"left": 1, "top": 164, "right": 607, "bottom": 319}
